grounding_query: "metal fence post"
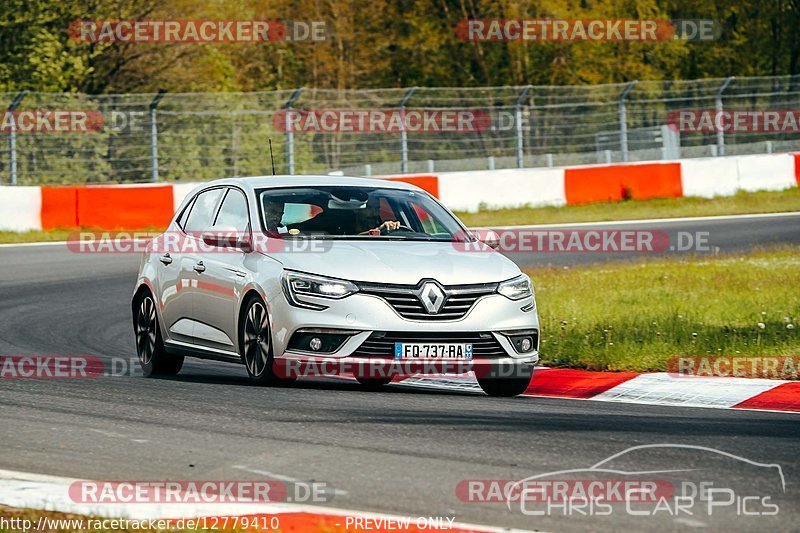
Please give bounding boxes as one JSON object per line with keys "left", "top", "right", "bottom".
{"left": 515, "top": 85, "right": 532, "bottom": 168}
{"left": 7, "top": 91, "right": 27, "bottom": 185}
{"left": 618, "top": 81, "right": 637, "bottom": 162}
{"left": 399, "top": 87, "right": 418, "bottom": 173}
{"left": 715, "top": 77, "right": 734, "bottom": 156}
{"left": 149, "top": 89, "right": 167, "bottom": 182}
{"left": 283, "top": 88, "right": 304, "bottom": 175}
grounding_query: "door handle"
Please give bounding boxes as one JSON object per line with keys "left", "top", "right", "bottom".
{"left": 226, "top": 267, "right": 247, "bottom": 278}
{"left": 193, "top": 261, "right": 206, "bottom": 273}
{"left": 159, "top": 253, "right": 173, "bottom": 265}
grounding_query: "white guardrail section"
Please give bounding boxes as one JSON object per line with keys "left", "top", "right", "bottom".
{"left": 0, "top": 153, "right": 797, "bottom": 230}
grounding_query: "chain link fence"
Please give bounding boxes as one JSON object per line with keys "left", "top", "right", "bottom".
{"left": 2, "top": 75, "right": 800, "bottom": 185}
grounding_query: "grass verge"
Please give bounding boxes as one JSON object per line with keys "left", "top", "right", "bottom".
{"left": 0, "top": 229, "right": 77, "bottom": 244}
{"left": 0, "top": 229, "right": 162, "bottom": 245}
{"left": 526, "top": 246, "right": 800, "bottom": 373}
{"left": 456, "top": 188, "right": 800, "bottom": 227}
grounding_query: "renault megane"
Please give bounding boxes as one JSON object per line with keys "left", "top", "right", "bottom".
{"left": 132, "top": 176, "right": 539, "bottom": 396}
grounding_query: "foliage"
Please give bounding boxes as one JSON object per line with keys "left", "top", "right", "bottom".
{"left": 0, "top": 0, "right": 798, "bottom": 94}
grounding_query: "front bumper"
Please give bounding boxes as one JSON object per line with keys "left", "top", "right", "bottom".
{"left": 269, "top": 290, "right": 540, "bottom": 368}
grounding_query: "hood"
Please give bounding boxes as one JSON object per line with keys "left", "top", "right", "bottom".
{"left": 262, "top": 240, "right": 520, "bottom": 285}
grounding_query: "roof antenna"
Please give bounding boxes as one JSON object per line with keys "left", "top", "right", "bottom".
{"left": 268, "top": 138, "right": 276, "bottom": 175}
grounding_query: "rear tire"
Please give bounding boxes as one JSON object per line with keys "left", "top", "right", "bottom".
{"left": 477, "top": 366, "right": 533, "bottom": 397}
{"left": 240, "top": 296, "right": 294, "bottom": 386}
{"left": 135, "top": 292, "right": 184, "bottom": 377}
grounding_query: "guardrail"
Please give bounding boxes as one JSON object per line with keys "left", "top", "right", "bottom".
{"left": 1, "top": 153, "right": 797, "bottom": 232}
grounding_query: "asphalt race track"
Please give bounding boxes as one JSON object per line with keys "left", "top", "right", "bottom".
{"left": 1, "top": 213, "right": 799, "bottom": 531}
{"left": 502, "top": 211, "right": 800, "bottom": 267}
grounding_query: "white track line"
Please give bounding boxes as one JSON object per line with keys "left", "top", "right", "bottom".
{"left": 492, "top": 210, "right": 800, "bottom": 229}
{"left": 0, "top": 469, "right": 531, "bottom": 532}
{"left": 0, "top": 240, "right": 71, "bottom": 248}
{"left": 1, "top": 211, "right": 799, "bottom": 248}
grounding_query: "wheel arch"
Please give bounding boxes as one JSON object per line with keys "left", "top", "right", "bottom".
{"left": 131, "top": 281, "right": 155, "bottom": 326}
{"left": 236, "top": 286, "right": 272, "bottom": 354}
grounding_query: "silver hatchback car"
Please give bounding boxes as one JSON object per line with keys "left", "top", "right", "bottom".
{"left": 132, "top": 176, "right": 539, "bottom": 396}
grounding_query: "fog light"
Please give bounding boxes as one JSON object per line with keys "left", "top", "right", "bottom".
{"left": 287, "top": 329, "right": 357, "bottom": 354}
{"left": 503, "top": 330, "right": 538, "bottom": 354}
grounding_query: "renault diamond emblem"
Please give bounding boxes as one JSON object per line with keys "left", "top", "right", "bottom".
{"left": 418, "top": 282, "right": 446, "bottom": 314}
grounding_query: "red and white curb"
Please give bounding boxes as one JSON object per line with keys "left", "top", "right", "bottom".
{"left": 397, "top": 368, "right": 800, "bottom": 413}
{"left": 0, "top": 470, "right": 529, "bottom": 533}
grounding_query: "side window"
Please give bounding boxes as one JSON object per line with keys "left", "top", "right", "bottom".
{"left": 175, "top": 197, "right": 195, "bottom": 229}
{"left": 214, "top": 189, "right": 250, "bottom": 233}
{"left": 184, "top": 188, "right": 224, "bottom": 234}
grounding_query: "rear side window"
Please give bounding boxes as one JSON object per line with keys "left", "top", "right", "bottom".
{"left": 184, "top": 188, "right": 224, "bottom": 234}
{"left": 213, "top": 188, "right": 250, "bottom": 233}
{"left": 175, "top": 197, "right": 195, "bottom": 229}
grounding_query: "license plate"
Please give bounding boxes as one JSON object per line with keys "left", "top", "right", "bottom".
{"left": 394, "top": 343, "right": 473, "bottom": 360}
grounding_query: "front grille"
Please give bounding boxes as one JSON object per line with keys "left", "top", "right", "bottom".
{"left": 354, "top": 331, "right": 508, "bottom": 358}
{"left": 357, "top": 280, "right": 497, "bottom": 321}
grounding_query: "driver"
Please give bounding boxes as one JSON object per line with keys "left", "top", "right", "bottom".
{"left": 263, "top": 198, "right": 288, "bottom": 235}
{"left": 359, "top": 196, "right": 401, "bottom": 235}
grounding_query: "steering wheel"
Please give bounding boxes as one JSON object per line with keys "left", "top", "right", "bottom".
{"left": 380, "top": 224, "right": 415, "bottom": 235}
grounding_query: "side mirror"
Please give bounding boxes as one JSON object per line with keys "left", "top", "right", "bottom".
{"left": 480, "top": 229, "right": 501, "bottom": 250}
{"left": 201, "top": 227, "right": 252, "bottom": 252}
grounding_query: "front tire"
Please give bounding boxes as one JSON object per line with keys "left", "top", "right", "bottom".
{"left": 135, "top": 292, "right": 183, "bottom": 377}
{"left": 477, "top": 366, "right": 534, "bottom": 397}
{"left": 240, "top": 296, "right": 293, "bottom": 386}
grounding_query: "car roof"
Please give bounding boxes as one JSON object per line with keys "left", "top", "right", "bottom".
{"left": 194, "top": 175, "right": 421, "bottom": 195}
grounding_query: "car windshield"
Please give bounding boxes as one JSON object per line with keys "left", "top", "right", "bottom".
{"left": 257, "top": 185, "right": 470, "bottom": 241}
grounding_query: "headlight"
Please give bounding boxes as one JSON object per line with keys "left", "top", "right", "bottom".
{"left": 497, "top": 274, "right": 533, "bottom": 301}
{"left": 282, "top": 271, "right": 359, "bottom": 309}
